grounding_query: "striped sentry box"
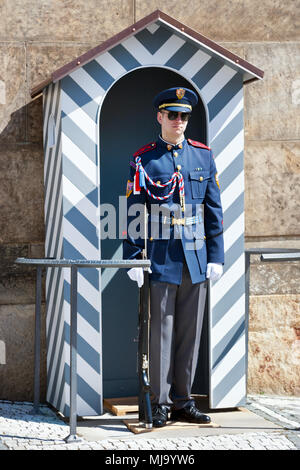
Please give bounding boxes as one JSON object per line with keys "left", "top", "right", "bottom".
{"left": 41, "top": 15, "right": 263, "bottom": 416}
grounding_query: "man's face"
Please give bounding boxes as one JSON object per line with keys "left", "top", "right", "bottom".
{"left": 157, "top": 110, "right": 189, "bottom": 141}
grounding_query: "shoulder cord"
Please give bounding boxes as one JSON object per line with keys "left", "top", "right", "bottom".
{"left": 134, "top": 156, "right": 185, "bottom": 202}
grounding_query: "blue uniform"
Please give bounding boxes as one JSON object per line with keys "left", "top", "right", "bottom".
{"left": 123, "top": 136, "right": 224, "bottom": 285}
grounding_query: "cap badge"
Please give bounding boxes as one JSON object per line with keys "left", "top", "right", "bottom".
{"left": 176, "top": 88, "right": 185, "bottom": 100}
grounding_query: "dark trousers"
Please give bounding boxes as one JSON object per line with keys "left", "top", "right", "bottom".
{"left": 149, "top": 261, "right": 207, "bottom": 409}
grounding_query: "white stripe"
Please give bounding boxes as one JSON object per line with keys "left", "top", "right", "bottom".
{"left": 224, "top": 212, "right": 244, "bottom": 252}
{"left": 62, "top": 176, "right": 99, "bottom": 227}
{"left": 122, "top": 33, "right": 185, "bottom": 65}
{"left": 44, "top": 90, "right": 60, "bottom": 212}
{"left": 43, "top": 87, "right": 52, "bottom": 147}
{"left": 101, "top": 244, "right": 123, "bottom": 291}
{"left": 62, "top": 133, "right": 97, "bottom": 185}
{"left": 46, "top": 267, "right": 63, "bottom": 333}
{"left": 179, "top": 49, "right": 211, "bottom": 78}
{"left": 69, "top": 66, "right": 105, "bottom": 102}
{"left": 64, "top": 383, "right": 98, "bottom": 415}
{"left": 47, "top": 290, "right": 66, "bottom": 401}
{"left": 210, "top": 90, "right": 243, "bottom": 141}
{"left": 64, "top": 269, "right": 101, "bottom": 314}
{"left": 46, "top": 271, "right": 64, "bottom": 369}
{"left": 215, "top": 375, "right": 246, "bottom": 408}
{"left": 201, "top": 66, "right": 237, "bottom": 104}
{"left": 63, "top": 298, "right": 100, "bottom": 355}
{"left": 211, "top": 333, "right": 246, "bottom": 388}
{"left": 46, "top": 156, "right": 63, "bottom": 257}
{"left": 44, "top": 114, "right": 61, "bottom": 216}
{"left": 61, "top": 90, "right": 96, "bottom": 143}
{"left": 95, "top": 51, "right": 127, "bottom": 79}
{"left": 147, "top": 23, "right": 160, "bottom": 34}
{"left": 53, "top": 341, "right": 68, "bottom": 410}
{"left": 122, "top": 35, "right": 153, "bottom": 63}
{"left": 44, "top": 83, "right": 60, "bottom": 173}
{"left": 153, "top": 34, "right": 186, "bottom": 64}
{"left": 63, "top": 217, "right": 99, "bottom": 259}
{"left": 57, "top": 383, "right": 67, "bottom": 413}
{"left": 211, "top": 253, "right": 245, "bottom": 308}
{"left": 212, "top": 294, "right": 245, "bottom": 348}
{"left": 214, "top": 130, "right": 244, "bottom": 176}
{"left": 221, "top": 170, "right": 244, "bottom": 213}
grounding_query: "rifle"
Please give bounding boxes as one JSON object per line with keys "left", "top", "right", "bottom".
{"left": 137, "top": 205, "right": 152, "bottom": 428}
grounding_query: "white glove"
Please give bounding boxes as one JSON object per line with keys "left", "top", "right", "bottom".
{"left": 127, "top": 267, "right": 152, "bottom": 288}
{"left": 206, "top": 263, "right": 223, "bottom": 282}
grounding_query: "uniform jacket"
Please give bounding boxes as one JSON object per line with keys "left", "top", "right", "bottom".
{"left": 123, "top": 136, "right": 224, "bottom": 285}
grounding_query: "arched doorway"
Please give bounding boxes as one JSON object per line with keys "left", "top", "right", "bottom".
{"left": 99, "top": 66, "right": 208, "bottom": 399}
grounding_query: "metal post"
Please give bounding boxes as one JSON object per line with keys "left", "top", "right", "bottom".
{"left": 64, "top": 265, "right": 82, "bottom": 443}
{"left": 32, "top": 266, "right": 42, "bottom": 414}
{"left": 244, "top": 252, "right": 251, "bottom": 393}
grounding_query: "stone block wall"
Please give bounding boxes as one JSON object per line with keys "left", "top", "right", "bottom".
{"left": 0, "top": 0, "right": 299, "bottom": 400}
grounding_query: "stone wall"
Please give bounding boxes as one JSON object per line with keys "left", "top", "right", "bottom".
{"left": 0, "top": 0, "right": 299, "bottom": 400}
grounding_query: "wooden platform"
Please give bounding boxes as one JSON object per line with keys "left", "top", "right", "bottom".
{"left": 123, "top": 418, "right": 220, "bottom": 434}
{"left": 103, "top": 397, "right": 138, "bottom": 416}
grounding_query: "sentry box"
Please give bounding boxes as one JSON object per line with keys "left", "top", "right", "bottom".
{"left": 31, "top": 10, "right": 263, "bottom": 417}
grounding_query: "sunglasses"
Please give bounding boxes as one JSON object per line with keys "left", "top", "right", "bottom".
{"left": 161, "top": 110, "right": 191, "bottom": 122}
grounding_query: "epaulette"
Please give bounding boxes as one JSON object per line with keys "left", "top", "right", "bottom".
{"left": 133, "top": 142, "right": 156, "bottom": 157}
{"left": 187, "top": 139, "right": 211, "bottom": 150}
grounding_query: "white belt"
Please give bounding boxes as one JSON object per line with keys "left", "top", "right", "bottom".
{"left": 149, "top": 215, "right": 201, "bottom": 226}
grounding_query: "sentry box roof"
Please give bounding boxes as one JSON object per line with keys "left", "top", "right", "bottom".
{"left": 31, "top": 9, "right": 263, "bottom": 98}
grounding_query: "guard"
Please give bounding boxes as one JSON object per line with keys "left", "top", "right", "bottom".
{"left": 123, "top": 87, "right": 224, "bottom": 427}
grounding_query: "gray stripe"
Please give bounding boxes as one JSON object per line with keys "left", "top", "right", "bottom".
{"left": 219, "top": 151, "right": 243, "bottom": 193}
{"left": 61, "top": 114, "right": 97, "bottom": 163}
{"left": 65, "top": 323, "right": 100, "bottom": 374}
{"left": 64, "top": 280, "right": 100, "bottom": 331}
{"left": 211, "top": 109, "right": 244, "bottom": 158}
{"left": 83, "top": 59, "right": 114, "bottom": 91}
{"left": 43, "top": 83, "right": 55, "bottom": 152}
{"left": 165, "top": 41, "right": 199, "bottom": 69}
{"left": 223, "top": 233, "right": 244, "bottom": 275}
{"left": 213, "top": 356, "right": 246, "bottom": 408}
{"left": 212, "top": 275, "right": 245, "bottom": 329}
{"left": 63, "top": 154, "right": 96, "bottom": 201}
{"left": 53, "top": 203, "right": 63, "bottom": 260}
{"left": 44, "top": 107, "right": 61, "bottom": 201}
{"left": 212, "top": 315, "right": 245, "bottom": 368}
{"left": 47, "top": 297, "right": 64, "bottom": 405}
{"left": 192, "top": 57, "right": 224, "bottom": 90}
{"left": 44, "top": 86, "right": 60, "bottom": 193}
{"left": 223, "top": 192, "right": 244, "bottom": 232}
{"left": 45, "top": 127, "right": 62, "bottom": 233}
{"left": 61, "top": 75, "right": 99, "bottom": 120}
{"left": 64, "top": 365, "right": 101, "bottom": 416}
{"left": 45, "top": 156, "right": 62, "bottom": 257}
{"left": 109, "top": 44, "right": 141, "bottom": 70}
{"left": 56, "top": 362, "right": 68, "bottom": 413}
{"left": 208, "top": 73, "right": 243, "bottom": 121}
{"left": 135, "top": 26, "right": 173, "bottom": 54}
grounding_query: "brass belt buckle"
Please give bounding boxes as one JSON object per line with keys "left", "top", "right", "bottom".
{"left": 172, "top": 217, "right": 185, "bottom": 226}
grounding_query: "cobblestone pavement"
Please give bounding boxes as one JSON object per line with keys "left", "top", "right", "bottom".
{"left": 0, "top": 395, "right": 299, "bottom": 450}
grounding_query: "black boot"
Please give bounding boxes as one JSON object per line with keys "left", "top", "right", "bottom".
{"left": 151, "top": 404, "right": 169, "bottom": 427}
{"left": 170, "top": 403, "right": 211, "bottom": 424}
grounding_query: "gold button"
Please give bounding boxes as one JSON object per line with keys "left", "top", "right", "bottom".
{"left": 156, "top": 180, "right": 160, "bottom": 185}
{"left": 199, "top": 176, "right": 204, "bottom": 182}
{"left": 149, "top": 237, "right": 153, "bottom": 241}
{"left": 173, "top": 151, "right": 178, "bottom": 157}
{"left": 167, "top": 144, "right": 172, "bottom": 151}
{"left": 178, "top": 143, "right": 183, "bottom": 149}
{"left": 177, "top": 164, "right": 181, "bottom": 170}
